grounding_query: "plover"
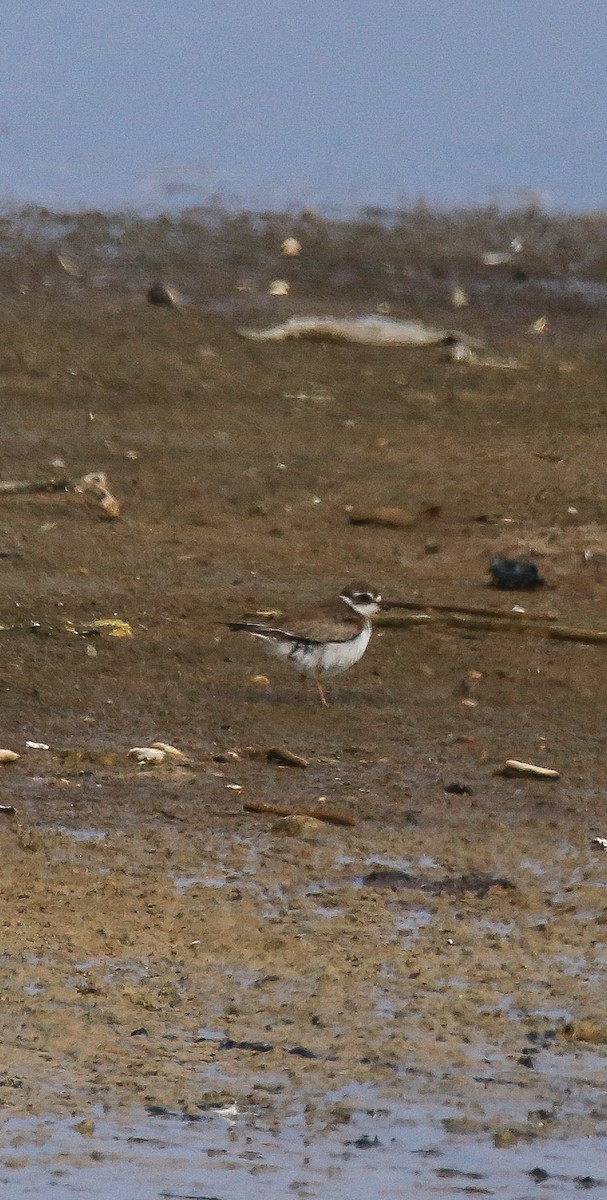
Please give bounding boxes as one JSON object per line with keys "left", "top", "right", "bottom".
{"left": 227, "top": 582, "right": 382, "bottom": 705}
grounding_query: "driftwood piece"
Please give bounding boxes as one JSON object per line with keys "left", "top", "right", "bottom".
{"left": 0, "top": 471, "right": 120, "bottom": 518}
{"left": 243, "top": 800, "right": 356, "bottom": 827}
{"left": 377, "top": 610, "right": 607, "bottom": 645}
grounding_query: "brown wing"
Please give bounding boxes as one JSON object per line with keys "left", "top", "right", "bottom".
{"left": 228, "top": 598, "right": 361, "bottom": 644}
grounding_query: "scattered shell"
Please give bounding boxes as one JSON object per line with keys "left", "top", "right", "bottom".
{"left": 100, "top": 493, "right": 121, "bottom": 520}
{"left": 481, "top": 251, "right": 513, "bottom": 267}
{"left": 248, "top": 674, "right": 270, "bottom": 686}
{"left": 129, "top": 747, "right": 166, "bottom": 765}
{"left": 74, "top": 471, "right": 121, "bottom": 520}
{"left": 529, "top": 316, "right": 549, "bottom": 334}
{"left": 0, "top": 749, "right": 20, "bottom": 764}
{"left": 57, "top": 253, "right": 81, "bottom": 278}
{"left": 450, "top": 341, "right": 474, "bottom": 363}
{"left": 591, "top": 836, "right": 607, "bottom": 850}
{"left": 0, "top": 804, "right": 16, "bottom": 815}
{"left": 448, "top": 343, "right": 520, "bottom": 369}
{"left": 269, "top": 279, "right": 290, "bottom": 297}
{"left": 450, "top": 286, "right": 469, "bottom": 308}
{"left": 281, "top": 237, "right": 301, "bottom": 257}
{"left": 25, "top": 741, "right": 49, "bottom": 751}
{"left": 503, "top": 760, "right": 560, "bottom": 779}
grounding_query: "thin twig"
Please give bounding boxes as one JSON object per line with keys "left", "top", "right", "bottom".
{"left": 377, "top": 610, "right": 607, "bottom": 645}
{"left": 0, "top": 471, "right": 120, "bottom": 518}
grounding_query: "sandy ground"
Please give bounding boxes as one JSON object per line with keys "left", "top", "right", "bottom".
{"left": 0, "top": 212, "right": 607, "bottom": 1192}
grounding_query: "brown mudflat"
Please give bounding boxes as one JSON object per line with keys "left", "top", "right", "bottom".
{"left": 1, "top": 209, "right": 606, "bottom": 1171}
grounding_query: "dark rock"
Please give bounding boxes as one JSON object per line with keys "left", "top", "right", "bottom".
{"left": 351, "top": 1134, "right": 382, "bottom": 1149}
{"left": 146, "top": 281, "right": 177, "bottom": 307}
{"left": 489, "top": 556, "right": 544, "bottom": 590}
{"left": 528, "top": 1167, "right": 550, "bottom": 1181}
{"left": 517, "top": 1053, "right": 535, "bottom": 1068}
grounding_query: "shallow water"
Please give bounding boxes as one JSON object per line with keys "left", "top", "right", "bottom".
{"left": 4, "top": 1094, "right": 605, "bottom": 1200}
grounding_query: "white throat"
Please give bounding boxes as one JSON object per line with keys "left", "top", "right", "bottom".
{"left": 340, "top": 593, "right": 379, "bottom": 619}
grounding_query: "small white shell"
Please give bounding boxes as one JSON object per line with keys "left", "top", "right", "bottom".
{"left": 25, "top": 741, "right": 50, "bottom": 751}
{"left": 269, "top": 279, "right": 290, "bottom": 296}
{"left": 129, "top": 747, "right": 166, "bottom": 765}
{"left": 280, "top": 237, "right": 301, "bottom": 257}
{"left": 482, "top": 251, "right": 513, "bottom": 267}
{"left": 591, "top": 836, "right": 607, "bottom": 850}
{"left": 529, "top": 316, "right": 548, "bottom": 334}
{"left": 450, "top": 286, "right": 469, "bottom": 308}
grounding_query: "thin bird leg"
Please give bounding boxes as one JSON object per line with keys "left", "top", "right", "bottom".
{"left": 315, "top": 678, "right": 329, "bottom": 706}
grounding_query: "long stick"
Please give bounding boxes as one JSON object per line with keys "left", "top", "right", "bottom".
{"left": 382, "top": 599, "right": 559, "bottom": 622}
{"left": 376, "top": 610, "right": 607, "bottom": 645}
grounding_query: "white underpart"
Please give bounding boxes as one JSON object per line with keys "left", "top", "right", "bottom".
{"left": 248, "top": 621, "right": 372, "bottom": 678}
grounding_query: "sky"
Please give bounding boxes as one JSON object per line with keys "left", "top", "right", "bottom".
{"left": 0, "top": 1, "right": 605, "bottom": 214}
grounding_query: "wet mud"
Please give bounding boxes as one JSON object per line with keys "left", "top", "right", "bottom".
{"left": 1, "top": 207, "right": 607, "bottom": 1195}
